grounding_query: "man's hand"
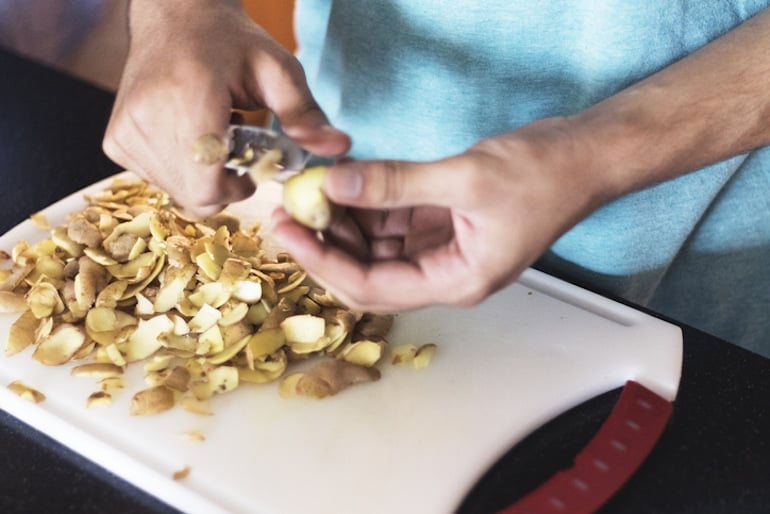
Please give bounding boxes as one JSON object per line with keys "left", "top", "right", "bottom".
{"left": 272, "top": 8, "right": 770, "bottom": 312}
{"left": 103, "top": 0, "right": 350, "bottom": 217}
{"left": 271, "top": 118, "right": 606, "bottom": 312}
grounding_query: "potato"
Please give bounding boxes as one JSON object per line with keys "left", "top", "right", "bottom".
{"left": 282, "top": 166, "right": 334, "bottom": 230}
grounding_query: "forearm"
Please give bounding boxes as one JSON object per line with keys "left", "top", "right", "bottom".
{"left": 571, "top": 8, "right": 770, "bottom": 201}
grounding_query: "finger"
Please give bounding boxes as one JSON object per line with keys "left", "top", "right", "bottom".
{"left": 403, "top": 207, "right": 454, "bottom": 258}
{"left": 322, "top": 209, "right": 370, "bottom": 261}
{"left": 247, "top": 50, "right": 351, "bottom": 157}
{"left": 105, "top": 86, "right": 256, "bottom": 212}
{"left": 179, "top": 89, "right": 258, "bottom": 206}
{"left": 323, "top": 157, "right": 472, "bottom": 211}
{"left": 271, "top": 213, "right": 419, "bottom": 311}
{"left": 271, "top": 211, "right": 476, "bottom": 311}
{"left": 106, "top": 128, "right": 237, "bottom": 218}
{"left": 370, "top": 238, "right": 405, "bottom": 261}
{"left": 179, "top": 170, "right": 256, "bottom": 219}
{"left": 353, "top": 208, "right": 413, "bottom": 239}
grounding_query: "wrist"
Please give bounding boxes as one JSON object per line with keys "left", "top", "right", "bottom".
{"left": 564, "top": 95, "right": 664, "bottom": 205}
{"left": 518, "top": 116, "right": 622, "bottom": 216}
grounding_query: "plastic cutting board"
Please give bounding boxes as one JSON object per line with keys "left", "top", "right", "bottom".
{"left": 0, "top": 173, "right": 682, "bottom": 514}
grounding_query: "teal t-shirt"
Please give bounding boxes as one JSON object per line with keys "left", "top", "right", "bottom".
{"left": 294, "top": 0, "right": 770, "bottom": 356}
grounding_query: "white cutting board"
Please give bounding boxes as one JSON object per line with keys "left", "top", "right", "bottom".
{"left": 0, "top": 173, "right": 682, "bottom": 514}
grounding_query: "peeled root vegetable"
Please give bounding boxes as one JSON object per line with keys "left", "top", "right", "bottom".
{"left": 282, "top": 166, "right": 334, "bottom": 230}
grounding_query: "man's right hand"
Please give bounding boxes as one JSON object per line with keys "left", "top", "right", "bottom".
{"left": 103, "top": 0, "right": 350, "bottom": 217}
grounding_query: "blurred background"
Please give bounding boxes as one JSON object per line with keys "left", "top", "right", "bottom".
{"left": 0, "top": 0, "right": 296, "bottom": 92}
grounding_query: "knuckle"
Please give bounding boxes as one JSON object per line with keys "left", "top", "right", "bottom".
{"left": 278, "top": 52, "right": 306, "bottom": 79}
{"left": 369, "top": 160, "right": 406, "bottom": 205}
{"left": 101, "top": 133, "right": 120, "bottom": 162}
{"left": 102, "top": 118, "right": 134, "bottom": 166}
{"left": 123, "top": 99, "right": 158, "bottom": 132}
{"left": 256, "top": 49, "right": 307, "bottom": 90}
{"left": 264, "top": 49, "right": 307, "bottom": 84}
{"left": 254, "top": 50, "right": 321, "bottom": 119}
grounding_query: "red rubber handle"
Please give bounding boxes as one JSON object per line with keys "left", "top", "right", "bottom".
{"left": 499, "top": 380, "right": 673, "bottom": 514}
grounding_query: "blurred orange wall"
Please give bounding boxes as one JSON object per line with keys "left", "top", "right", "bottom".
{"left": 239, "top": 1, "right": 296, "bottom": 124}
{"left": 242, "top": 0, "right": 296, "bottom": 51}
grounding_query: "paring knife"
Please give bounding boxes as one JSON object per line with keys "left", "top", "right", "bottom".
{"left": 223, "top": 125, "right": 310, "bottom": 182}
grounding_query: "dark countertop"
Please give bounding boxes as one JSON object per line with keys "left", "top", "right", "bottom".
{"left": 0, "top": 48, "right": 769, "bottom": 514}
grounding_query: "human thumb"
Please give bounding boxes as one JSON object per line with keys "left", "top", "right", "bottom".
{"left": 323, "top": 159, "right": 462, "bottom": 209}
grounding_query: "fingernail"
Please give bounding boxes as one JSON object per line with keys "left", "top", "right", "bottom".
{"left": 327, "top": 165, "right": 362, "bottom": 200}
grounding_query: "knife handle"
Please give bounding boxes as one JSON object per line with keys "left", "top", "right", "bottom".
{"left": 499, "top": 380, "right": 673, "bottom": 514}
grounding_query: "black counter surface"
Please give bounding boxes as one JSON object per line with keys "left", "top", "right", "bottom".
{"left": 1, "top": 48, "right": 769, "bottom": 514}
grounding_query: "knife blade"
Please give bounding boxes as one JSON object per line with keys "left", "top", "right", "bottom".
{"left": 224, "top": 125, "right": 310, "bottom": 183}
